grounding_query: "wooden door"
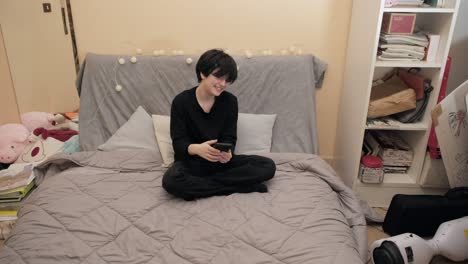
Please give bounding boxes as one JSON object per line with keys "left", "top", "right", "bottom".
{"left": 0, "top": 24, "right": 20, "bottom": 124}
{"left": 0, "top": 0, "right": 79, "bottom": 115}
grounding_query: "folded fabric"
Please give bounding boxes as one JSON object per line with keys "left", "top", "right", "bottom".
{"left": 63, "top": 135, "right": 80, "bottom": 155}
{"left": 33, "top": 128, "right": 78, "bottom": 142}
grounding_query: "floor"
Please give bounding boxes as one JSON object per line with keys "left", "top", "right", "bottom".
{"left": 0, "top": 209, "right": 466, "bottom": 263}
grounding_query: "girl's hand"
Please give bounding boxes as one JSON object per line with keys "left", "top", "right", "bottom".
{"left": 219, "top": 150, "right": 232, "bottom": 163}
{"left": 188, "top": 139, "right": 221, "bottom": 162}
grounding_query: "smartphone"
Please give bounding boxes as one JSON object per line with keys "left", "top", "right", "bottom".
{"left": 213, "top": 142, "right": 232, "bottom": 152}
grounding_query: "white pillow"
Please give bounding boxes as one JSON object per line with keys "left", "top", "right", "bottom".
{"left": 152, "top": 115, "right": 173, "bottom": 167}
{"left": 98, "top": 106, "right": 160, "bottom": 153}
{"left": 152, "top": 113, "right": 276, "bottom": 165}
{"left": 235, "top": 113, "right": 277, "bottom": 154}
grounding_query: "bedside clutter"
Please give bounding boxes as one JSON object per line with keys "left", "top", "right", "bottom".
{"left": 0, "top": 145, "right": 39, "bottom": 239}
{"left": 362, "top": 131, "right": 414, "bottom": 182}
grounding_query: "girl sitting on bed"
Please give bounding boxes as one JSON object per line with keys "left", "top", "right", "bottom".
{"left": 162, "top": 49, "right": 276, "bottom": 201}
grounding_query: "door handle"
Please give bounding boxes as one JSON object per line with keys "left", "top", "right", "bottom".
{"left": 61, "top": 6, "right": 68, "bottom": 35}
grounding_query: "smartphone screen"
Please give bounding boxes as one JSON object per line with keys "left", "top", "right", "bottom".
{"left": 213, "top": 142, "right": 232, "bottom": 152}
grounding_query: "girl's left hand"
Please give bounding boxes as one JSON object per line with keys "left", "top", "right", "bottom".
{"left": 219, "top": 150, "right": 232, "bottom": 163}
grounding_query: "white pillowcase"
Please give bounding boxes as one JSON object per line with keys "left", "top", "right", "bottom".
{"left": 152, "top": 115, "right": 173, "bottom": 167}
{"left": 152, "top": 113, "right": 276, "bottom": 166}
{"left": 235, "top": 113, "right": 277, "bottom": 154}
{"left": 98, "top": 106, "right": 160, "bottom": 153}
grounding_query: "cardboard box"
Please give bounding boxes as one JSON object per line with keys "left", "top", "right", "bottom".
{"left": 433, "top": 80, "right": 468, "bottom": 188}
{"left": 381, "top": 13, "right": 416, "bottom": 35}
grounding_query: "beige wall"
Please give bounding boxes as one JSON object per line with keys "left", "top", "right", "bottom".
{"left": 0, "top": 25, "right": 20, "bottom": 124}
{"left": 71, "top": 0, "right": 353, "bottom": 159}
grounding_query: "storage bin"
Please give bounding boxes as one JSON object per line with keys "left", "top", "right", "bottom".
{"left": 381, "top": 13, "right": 416, "bottom": 35}
{"left": 359, "top": 155, "right": 384, "bottom": 183}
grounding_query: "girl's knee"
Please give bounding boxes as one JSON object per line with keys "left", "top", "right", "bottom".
{"left": 162, "top": 173, "right": 176, "bottom": 193}
{"left": 257, "top": 157, "right": 276, "bottom": 180}
{"left": 162, "top": 163, "right": 184, "bottom": 193}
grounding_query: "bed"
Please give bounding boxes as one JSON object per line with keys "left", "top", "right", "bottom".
{"left": 0, "top": 53, "right": 368, "bottom": 264}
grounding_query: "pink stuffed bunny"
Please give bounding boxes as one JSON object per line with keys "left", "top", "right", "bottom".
{"left": 20, "top": 112, "right": 55, "bottom": 132}
{"left": 0, "top": 123, "right": 30, "bottom": 164}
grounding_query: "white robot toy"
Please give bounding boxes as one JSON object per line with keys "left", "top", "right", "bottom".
{"left": 371, "top": 216, "right": 468, "bottom": 264}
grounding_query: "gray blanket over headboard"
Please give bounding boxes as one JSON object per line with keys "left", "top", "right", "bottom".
{"left": 77, "top": 53, "right": 327, "bottom": 153}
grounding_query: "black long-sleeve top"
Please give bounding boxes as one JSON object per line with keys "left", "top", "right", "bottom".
{"left": 170, "top": 87, "right": 238, "bottom": 162}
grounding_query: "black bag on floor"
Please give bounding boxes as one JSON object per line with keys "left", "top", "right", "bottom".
{"left": 383, "top": 187, "right": 468, "bottom": 237}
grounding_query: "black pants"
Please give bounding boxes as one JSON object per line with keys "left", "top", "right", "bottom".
{"left": 162, "top": 155, "right": 276, "bottom": 200}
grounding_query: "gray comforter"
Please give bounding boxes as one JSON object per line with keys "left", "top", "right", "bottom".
{"left": 0, "top": 151, "right": 366, "bottom": 264}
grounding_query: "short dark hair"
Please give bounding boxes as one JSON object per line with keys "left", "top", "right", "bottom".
{"left": 196, "top": 49, "right": 237, "bottom": 83}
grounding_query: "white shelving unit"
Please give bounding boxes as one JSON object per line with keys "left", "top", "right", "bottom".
{"left": 334, "top": 0, "right": 460, "bottom": 207}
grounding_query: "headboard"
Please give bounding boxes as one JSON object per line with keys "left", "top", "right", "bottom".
{"left": 77, "top": 53, "right": 327, "bottom": 154}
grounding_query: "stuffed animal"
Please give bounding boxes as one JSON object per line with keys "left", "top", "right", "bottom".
{"left": 20, "top": 112, "right": 55, "bottom": 132}
{"left": 17, "top": 133, "right": 65, "bottom": 164}
{"left": 0, "top": 123, "right": 30, "bottom": 164}
{"left": 20, "top": 112, "right": 79, "bottom": 132}
{"left": 51, "top": 114, "right": 79, "bottom": 131}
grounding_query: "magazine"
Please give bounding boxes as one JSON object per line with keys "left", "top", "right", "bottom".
{"left": 0, "top": 181, "right": 35, "bottom": 202}
{"left": 0, "top": 163, "right": 35, "bottom": 192}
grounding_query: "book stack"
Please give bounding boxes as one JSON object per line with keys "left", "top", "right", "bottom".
{"left": 0, "top": 204, "right": 20, "bottom": 222}
{"left": 363, "top": 131, "right": 413, "bottom": 173}
{"left": 378, "top": 33, "right": 429, "bottom": 61}
{"left": 0, "top": 163, "right": 36, "bottom": 222}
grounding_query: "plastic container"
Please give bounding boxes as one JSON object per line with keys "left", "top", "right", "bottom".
{"left": 359, "top": 155, "right": 384, "bottom": 183}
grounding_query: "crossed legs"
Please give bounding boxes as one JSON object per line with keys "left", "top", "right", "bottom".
{"left": 162, "top": 155, "right": 275, "bottom": 200}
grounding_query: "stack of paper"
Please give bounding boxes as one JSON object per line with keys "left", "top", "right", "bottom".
{"left": 378, "top": 33, "right": 429, "bottom": 61}
{"left": 385, "top": 0, "right": 424, "bottom": 7}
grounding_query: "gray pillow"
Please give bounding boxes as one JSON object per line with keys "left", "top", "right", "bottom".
{"left": 98, "top": 106, "right": 160, "bottom": 153}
